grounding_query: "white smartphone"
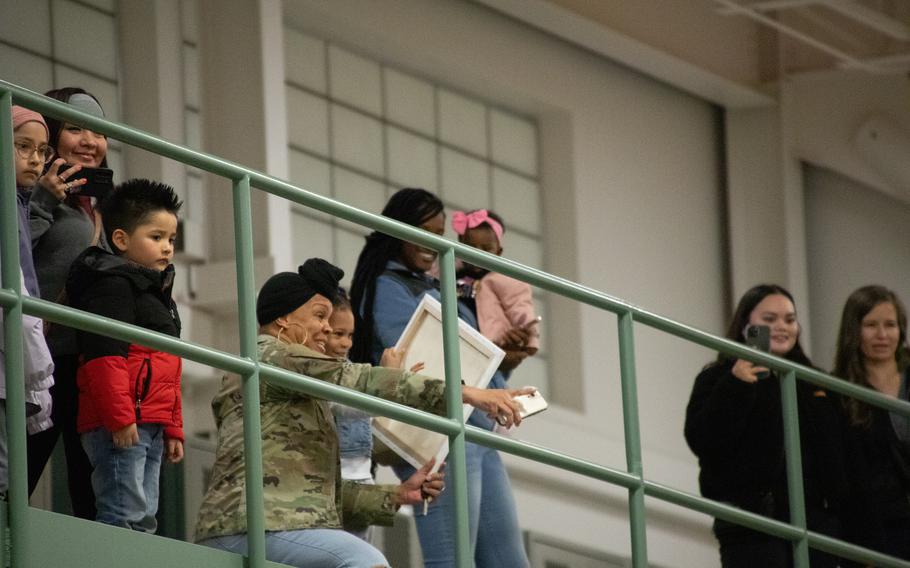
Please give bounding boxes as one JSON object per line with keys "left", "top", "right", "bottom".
{"left": 514, "top": 390, "right": 548, "bottom": 419}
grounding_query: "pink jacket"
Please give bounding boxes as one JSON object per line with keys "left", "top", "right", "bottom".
{"left": 475, "top": 272, "right": 540, "bottom": 351}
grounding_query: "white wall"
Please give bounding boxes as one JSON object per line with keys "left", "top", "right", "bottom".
{"left": 777, "top": 72, "right": 910, "bottom": 344}
{"left": 283, "top": 0, "right": 725, "bottom": 564}
{"left": 804, "top": 165, "right": 910, "bottom": 372}
{"left": 725, "top": 71, "right": 910, "bottom": 357}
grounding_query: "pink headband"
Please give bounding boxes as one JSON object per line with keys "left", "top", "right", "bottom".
{"left": 451, "top": 210, "right": 503, "bottom": 244}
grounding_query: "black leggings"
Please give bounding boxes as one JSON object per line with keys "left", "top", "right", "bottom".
{"left": 26, "top": 354, "right": 96, "bottom": 519}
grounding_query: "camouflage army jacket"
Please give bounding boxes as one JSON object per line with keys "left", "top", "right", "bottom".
{"left": 194, "top": 334, "right": 447, "bottom": 541}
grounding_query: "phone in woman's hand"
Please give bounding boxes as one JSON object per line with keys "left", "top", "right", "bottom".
{"left": 745, "top": 324, "right": 770, "bottom": 379}
{"left": 60, "top": 163, "right": 113, "bottom": 198}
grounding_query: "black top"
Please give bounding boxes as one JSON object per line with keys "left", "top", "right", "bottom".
{"left": 684, "top": 361, "right": 846, "bottom": 528}
{"left": 841, "top": 372, "right": 910, "bottom": 552}
{"left": 66, "top": 246, "right": 180, "bottom": 362}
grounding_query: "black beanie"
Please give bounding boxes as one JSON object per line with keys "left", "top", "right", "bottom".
{"left": 256, "top": 258, "right": 344, "bottom": 325}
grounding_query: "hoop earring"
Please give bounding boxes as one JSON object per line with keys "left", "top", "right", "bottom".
{"left": 302, "top": 330, "right": 309, "bottom": 347}
{"left": 277, "top": 326, "right": 286, "bottom": 344}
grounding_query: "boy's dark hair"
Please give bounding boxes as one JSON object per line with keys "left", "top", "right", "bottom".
{"left": 101, "top": 179, "right": 182, "bottom": 250}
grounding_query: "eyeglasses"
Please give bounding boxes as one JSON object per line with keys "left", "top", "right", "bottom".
{"left": 13, "top": 141, "right": 55, "bottom": 164}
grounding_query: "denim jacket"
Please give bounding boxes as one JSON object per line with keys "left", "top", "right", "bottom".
{"left": 333, "top": 398, "right": 373, "bottom": 459}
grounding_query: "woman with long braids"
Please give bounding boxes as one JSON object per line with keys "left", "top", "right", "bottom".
{"left": 350, "top": 188, "right": 531, "bottom": 567}
{"left": 833, "top": 285, "right": 910, "bottom": 559}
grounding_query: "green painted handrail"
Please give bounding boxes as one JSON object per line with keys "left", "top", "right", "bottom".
{"left": 4, "top": 79, "right": 910, "bottom": 568}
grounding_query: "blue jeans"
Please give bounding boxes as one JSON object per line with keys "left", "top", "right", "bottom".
{"left": 198, "top": 529, "right": 389, "bottom": 568}
{"left": 393, "top": 442, "right": 529, "bottom": 568}
{"left": 81, "top": 424, "right": 163, "bottom": 532}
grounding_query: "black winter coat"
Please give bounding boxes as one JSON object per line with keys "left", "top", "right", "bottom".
{"left": 840, "top": 376, "right": 910, "bottom": 558}
{"left": 684, "top": 361, "right": 846, "bottom": 533}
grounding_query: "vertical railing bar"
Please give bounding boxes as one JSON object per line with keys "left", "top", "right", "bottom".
{"left": 0, "top": 89, "right": 29, "bottom": 568}
{"left": 780, "top": 369, "right": 810, "bottom": 566}
{"left": 438, "top": 247, "right": 471, "bottom": 568}
{"left": 232, "top": 175, "right": 266, "bottom": 568}
{"left": 617, "top": 311, "right": 648, "bottom": 567}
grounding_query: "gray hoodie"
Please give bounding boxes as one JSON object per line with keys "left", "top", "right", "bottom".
{"left": 28, "top": 184, "right": 96, "bottom": 356}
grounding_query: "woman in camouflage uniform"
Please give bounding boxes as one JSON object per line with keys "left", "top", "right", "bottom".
{"left": 195, "top": 258, "right": 526, "bottom": 568}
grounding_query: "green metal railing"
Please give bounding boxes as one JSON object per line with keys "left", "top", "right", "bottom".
{"left": 3, "top": 79, "right": 910, "bottom": 568}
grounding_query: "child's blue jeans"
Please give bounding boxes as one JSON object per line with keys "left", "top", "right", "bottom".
{"left": 81, "top": 423, "right": 163, "bottom": 533}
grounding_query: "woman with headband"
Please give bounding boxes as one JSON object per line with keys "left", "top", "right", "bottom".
{"left": 27, "top": 87, "right": 110, "bottom": 518}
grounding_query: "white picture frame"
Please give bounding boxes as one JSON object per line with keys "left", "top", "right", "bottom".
{"left": 372, "top": 294, "right": 505, "bottom": 471}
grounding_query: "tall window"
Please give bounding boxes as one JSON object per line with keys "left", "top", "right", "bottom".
{"left": 284, "top": 27, "right": 550, "bottom": 393}
{"left": 0, "top": 0, "right": 123, "bottom": 178}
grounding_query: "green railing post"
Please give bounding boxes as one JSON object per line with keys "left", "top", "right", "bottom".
{"left": 438, "top": 247, "right": 471, "bottom": 568}
{"left": 232, "top": 175, "right": 266, "bottom": 568}
{"left": 0, "top": 89, "right": 30, "bottom": 568}
{"left": 780, "top": 369, "right": 810, "bottom": 566}
{"left": 617, "top": 311, "right": 648, "bottom": 567}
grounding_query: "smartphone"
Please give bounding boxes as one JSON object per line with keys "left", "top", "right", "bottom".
{"left": 514, "top": 390, "right": 548, "bottom": 419}
{"left": 60, "top": 164, "right": 114, "bottom": 199}
{"left": 744, "top": 324, "right": 770, "bottom": 379}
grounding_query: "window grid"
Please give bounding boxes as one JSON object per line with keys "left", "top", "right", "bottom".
{"left": 285, "top": 79, "right": 540, "bottom": 205}
{"left": 0, "top": 0, "right": 122, "bottom": 178}
{"left": 285, "top": 28, "right": 549, "bottom": 394}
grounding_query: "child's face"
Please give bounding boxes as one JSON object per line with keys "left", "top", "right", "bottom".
{"left": 113, "top": 210, "right": 178, "bottom": 271}
{"left": 459, "top": 225, "right": 502, "bottom": 277}
{"left": 461, "top": 225, "right": 502, "bottom": 256}
{"left": 326, "top": 308, "right": 355, "bottom": 359}
{"left": 14, "top": 122, "right": 50, "bottom": 187}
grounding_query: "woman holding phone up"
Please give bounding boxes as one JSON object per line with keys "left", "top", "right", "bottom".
{"left": 27, "top": 87, "right": 110, "bottom": 518}
{"left": 684, "top": 284, "right": 845, "bottom": 567}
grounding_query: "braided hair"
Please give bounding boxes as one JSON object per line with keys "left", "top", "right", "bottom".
{"left": 349, "top": 188, "right": 444, "bottom": 363}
